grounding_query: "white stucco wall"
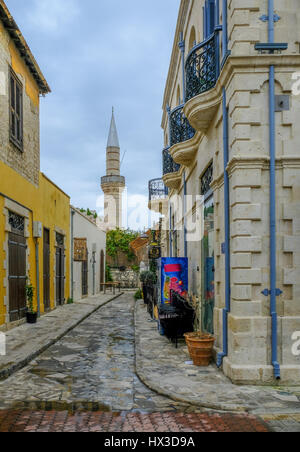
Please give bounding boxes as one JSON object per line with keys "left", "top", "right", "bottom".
{"left": 71, "top": 208, "right": 106, "bottom": 302}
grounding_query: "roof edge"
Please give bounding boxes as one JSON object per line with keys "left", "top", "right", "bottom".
{"left": 0, "top": 0, "right": 51, "bottom": 94}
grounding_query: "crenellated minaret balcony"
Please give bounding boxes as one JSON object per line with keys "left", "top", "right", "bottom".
{"left": 101, "top": 175, "right": 125, "bottom": 186}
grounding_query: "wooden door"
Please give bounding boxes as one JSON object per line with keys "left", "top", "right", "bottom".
{"left": 8, "top": 213, "right": 27, "bottom": 322}
{"left": 43, "top": 229, "right": 50, "bottom": 311}
{"left": 100, "top": 250, "right": 105, "bottom": 291}
{"left": 55, "top": 234, "right": 65, "bottom": 305}
{"left": 82, "top": 256, "right": 88, "bottom": 297}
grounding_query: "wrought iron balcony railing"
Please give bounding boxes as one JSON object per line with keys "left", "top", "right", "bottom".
{"left": 149, "top": 178, "right": 168, "bottom": 202}
{"left": 169, "top": 104, "right": 196, "bottom": 147}
{"left": 163, "top": 147, "right": 180, "bottom": 176}
{"left": 185, "top": 31, "right": 219, "bottom": 102}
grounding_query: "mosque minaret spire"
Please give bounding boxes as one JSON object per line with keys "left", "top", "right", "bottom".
{"left": 101, "top": 108, "right": 126, "bottom": 230}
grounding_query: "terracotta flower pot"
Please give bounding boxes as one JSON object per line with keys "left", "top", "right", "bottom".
{"left": 184, "top": 332, "right": 215, "bottom": 367}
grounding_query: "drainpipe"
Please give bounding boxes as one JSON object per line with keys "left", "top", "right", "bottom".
{"left": 183, "top": 171, "right": 187, "bottom": 258}
{"left": 166, "top": 104, "right": 173, "bottom": 258}
{"left": 217, "top": 87, "right": 230, "bottom": 368}
{"left": 35, "top": 238, "right": 41, "bottom": 317}
{"left": 178, "top": 32, "right": 186, "bottom": 103}
{"left": 71, "top": 209, "right": 75, "bottom": 300}
{"left": 268, "top": 0, "right": 281, "bottom": 380}
{"left": 169, "top": 204, "right": 173, "bottom": 258}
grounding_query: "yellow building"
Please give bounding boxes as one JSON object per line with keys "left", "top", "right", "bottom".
{"left": 0, "top": 1, "right": 70, "bottom": 329}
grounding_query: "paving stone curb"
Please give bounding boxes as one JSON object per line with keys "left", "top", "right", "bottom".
{"left": 0, "top": 293, "right": 123, "bottom": 381}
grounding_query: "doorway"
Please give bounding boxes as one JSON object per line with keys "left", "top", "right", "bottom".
{"left": 82, "top": 251, "right": 88, "bottom": 297}
{"left": 8, "top": 212, "right": 27, "bottom": 322}
{"left": 55, "top": 233, "right": 65, "bottom": 305}
{"left": 100, "top": 250, "right": 105, "bottom": 291}
{"left": 201, "top": 196, "right": 215, "bottom": 334}
{"left": 43, "top": 228, "right": 50, "bottom": 311}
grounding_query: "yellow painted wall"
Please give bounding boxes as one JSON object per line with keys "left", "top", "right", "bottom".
{"left": 0, "top": 161, "right": 70, "bottom": 325}
{"left": 8, "top": 40, "right": 40, "bottom": 108}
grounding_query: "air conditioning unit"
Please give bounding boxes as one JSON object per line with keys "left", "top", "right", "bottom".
{"left": 33, "top": 221, "right": 42, "bottom": 238}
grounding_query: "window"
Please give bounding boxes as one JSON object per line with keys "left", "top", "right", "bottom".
{"left": 203, "top": 0, "right": 216, "bottom": 39}
{"left": 10, "top": 69, "right": 23, "bottom": 150}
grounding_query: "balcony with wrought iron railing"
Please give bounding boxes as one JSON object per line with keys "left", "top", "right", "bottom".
{"left": 168, "top": 103, "right": 200, "bottom": 167}
{"left": 184, "top": 30, "right": 222, "bottom": 133}
{"left": 162, "top": 147, "right": 182, "bottom": 190}
{"left": 169, "top": 104, "right": 196, "bottom": 147}
{"left": 148, "top": 178, "right": 168, "bottom": 213}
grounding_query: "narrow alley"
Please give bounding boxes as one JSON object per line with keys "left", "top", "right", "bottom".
{"left": 0, "top": 293, "right": 271, "bottom": 432}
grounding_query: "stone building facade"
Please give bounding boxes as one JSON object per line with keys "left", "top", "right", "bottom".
{"left": 155, "top": 0, "right": 300, "bottom": 385}
{"left": 0, "top": 1, "right": 70, "bottom": 329}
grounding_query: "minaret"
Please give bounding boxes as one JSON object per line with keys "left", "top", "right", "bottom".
{"left": 101, "top": 108, "right": 126, "bottom": 230}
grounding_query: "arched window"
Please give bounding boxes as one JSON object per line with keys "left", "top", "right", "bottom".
{"left": 188, "top": 26, "right": 196, "bottom": 52}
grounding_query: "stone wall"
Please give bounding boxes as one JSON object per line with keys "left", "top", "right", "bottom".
{"left": 0, "top": 21, "right": 40, "bottom": 187}
{"left": 111, "top": 269, "right": 139, "bottom": 289}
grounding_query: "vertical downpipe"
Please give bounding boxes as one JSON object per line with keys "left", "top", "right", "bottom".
{"left": 217, "top": 87, "right": 230, "bottom": 367}
{"left": 183, "top": 171, "right": 187, "bottom": 258}
{"left": 268, "top": 0, "right": 280, "bottom": 379}
{"left": 169, "top": 204, "right": 173, "bottom": 258}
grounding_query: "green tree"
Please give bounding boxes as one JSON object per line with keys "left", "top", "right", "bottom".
{"left": 106, "top": 229, "right": 138, "bottom": 262}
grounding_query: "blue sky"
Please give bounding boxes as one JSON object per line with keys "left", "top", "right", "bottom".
{"left": 7, "top": 0, "right": 180, "bottom": 230}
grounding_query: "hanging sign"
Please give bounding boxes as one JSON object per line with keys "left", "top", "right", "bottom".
{"left": 149, "top": 246, "right": 161, "bottom": 260}
{"left": 74, "top": 238, "right": 87, "bottom": 261}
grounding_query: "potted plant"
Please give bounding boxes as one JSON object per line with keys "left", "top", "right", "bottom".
{"left": 26, "top": 282, "right": 37, "bottom": 324}
{"left": 184, "top": 296, "right": 215, "bottom": 367}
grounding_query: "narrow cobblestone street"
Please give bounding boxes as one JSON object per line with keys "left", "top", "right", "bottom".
{"left": 0, "top": 293, "right": 288, "bottom": 432}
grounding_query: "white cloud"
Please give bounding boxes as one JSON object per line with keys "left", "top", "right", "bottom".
{"left": 28, "top": 0, "right": 80, "bottom": 33}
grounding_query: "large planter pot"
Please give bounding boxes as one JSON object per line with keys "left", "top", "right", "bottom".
{"left": 26, "top": 312, "right": 38, "bottom": 324}
{"left": 184, "top": 332, "right": 215, "bottom": 367}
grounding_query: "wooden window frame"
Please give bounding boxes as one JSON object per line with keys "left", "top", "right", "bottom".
{"left": 9, "top": 68, "right": 23, "bottom": 152}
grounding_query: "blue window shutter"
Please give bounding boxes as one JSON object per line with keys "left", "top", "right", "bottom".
{"left": 208, "top": 0, "right": 216, "bottom": 35}
{"left": 203, "top": 6, "right": 206, "bottom": 40}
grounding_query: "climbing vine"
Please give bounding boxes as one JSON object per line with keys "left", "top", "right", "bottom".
{"left": 106, "top": 229, "right": 138, "bottom": 262}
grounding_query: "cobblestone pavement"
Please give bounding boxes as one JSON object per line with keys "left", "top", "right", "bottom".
{"left": 0, "top": 292, "right": 296, "bottom": 432}
{"left": 0, "top": 292, "right": 120, "bottom": 380}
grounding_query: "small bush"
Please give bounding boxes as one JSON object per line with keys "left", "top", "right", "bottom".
{"left": 140, "top": 271, "right": 157, "bottom": 285}
{"left": 134, "top": 289, "right": 143, "bottom": 300}
{"left": 67, "top": 298, "right": 74, "bottom": 305}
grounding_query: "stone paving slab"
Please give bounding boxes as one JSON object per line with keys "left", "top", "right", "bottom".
{"left": 135, "top": 300, "right": 300, "bottom": 417}
{"left": 0, "top": 293, "right": 122, "bottom": 381}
